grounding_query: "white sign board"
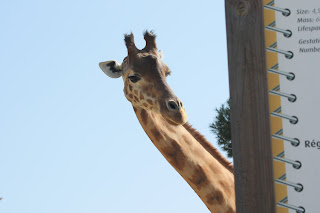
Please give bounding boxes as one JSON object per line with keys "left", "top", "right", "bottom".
{"left": 275, "top": 0, "right": 320, "bottom": 212}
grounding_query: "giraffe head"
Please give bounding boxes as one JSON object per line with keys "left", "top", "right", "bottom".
{"left": 99, "top": 31, "right": 187, "bottom": 125}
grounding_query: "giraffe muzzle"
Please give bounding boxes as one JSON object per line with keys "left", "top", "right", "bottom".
{"left": 164, "top": 99, "right": 188, "bottom": 125}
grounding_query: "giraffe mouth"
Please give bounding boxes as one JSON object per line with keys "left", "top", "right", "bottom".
{"left": 163, "top": 110, "right": 188, "bottom": 125}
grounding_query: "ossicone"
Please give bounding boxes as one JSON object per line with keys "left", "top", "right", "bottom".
{"left": 143, "top": 30, "right": 157, "bottom": 52}
{"left": 124, "top": 33, "right": 138, "bottom": 55}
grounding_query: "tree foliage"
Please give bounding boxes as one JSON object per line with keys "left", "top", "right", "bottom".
{"left": 210, "top": 99, "right": 232, "bottom": 158}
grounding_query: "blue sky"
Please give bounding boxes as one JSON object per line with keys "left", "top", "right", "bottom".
{"left": 0, "top": 0, "right": 230, "bottom": 212}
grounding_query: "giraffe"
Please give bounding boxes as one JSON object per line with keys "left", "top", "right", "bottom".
{"left": 99, "top": 31, "right": 235, "bottom": 213}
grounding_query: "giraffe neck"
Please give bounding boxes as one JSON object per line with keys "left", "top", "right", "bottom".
{"left": 133, "top": 106, "right": 235, "bottom": 213}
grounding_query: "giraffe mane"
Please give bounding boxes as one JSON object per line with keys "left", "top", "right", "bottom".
{"left": 183, "top": 122, "right": 234, "bottom": 173}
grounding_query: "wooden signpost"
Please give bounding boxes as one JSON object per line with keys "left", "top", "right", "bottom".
{"left": 226, "top": 0, "right": 320, "bottom": 212}
{"left": 225, "top": 1, "right": 276, "bottom": 212}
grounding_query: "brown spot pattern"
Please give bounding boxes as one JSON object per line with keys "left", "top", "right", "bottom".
{"left": 206, "top": 190, "right": 225, "bottom": 205}
{"left": 150, "top": 128, "right": 164, "bottom": 141}
{"left": 129, "top": 94, "right": 133, "bottom": 99}
{"left": 140, "top": 109, "right": 148, "bottom": 126}
{"left": 162, "top": 141, "right": 186, "bottom": 171}
{"left": 143, "top": 103, "right": 148, "bottom": 108}
{"left": 140, "top": 93, "right": 144, "bottom": 100}
{"left": 133, "top": 107, "right": 137, "bottom": 112}
{"left": 147, "top": 99, "right": 153, "bottom": 105}
{"left": 134, "top": 90, "right": 138, "bottom": 95}
{"left": 129, "top": 84, "right": 133, "bottom": 91}
{"left": 188, "top": 166, "right": 209, "bottom": 190}
{"left": 134, "top": 96, "right": 139, "bottom": 102}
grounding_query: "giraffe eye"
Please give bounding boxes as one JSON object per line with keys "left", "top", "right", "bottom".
{"left": 128, "top": 75, "right": 141, "bottom": 83}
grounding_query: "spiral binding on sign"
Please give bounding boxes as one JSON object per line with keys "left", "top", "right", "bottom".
{"left": 275, "top": 174, "right": 303, "bottom": 192}
{"left": 271, "top": 107, "right": 298, "bottom": 124}
{"left": 264, "top": 0, "right": 291, "bottom": 16}
{"left": 272, "top": 129, "right": 300, "bottom": 147}
{"left": 274, "top": 151, "right": 301, "bottom": 169}
{"left": 264, "top": 1, "right": 305, "bottom": 212}
{"left": 278, "top": 197, "right": 305, "bottom": 213}
{"left": 268, "top": 64, "right": 295, "bottom": 81}
{"left": 267, "top": 42, "right": 294, "bottom": 59}
{"left": 266, "top": 21, "right": 292, "bottom": 38}
{"left": 269, "top": 85, "right": 297, "bottom": 102}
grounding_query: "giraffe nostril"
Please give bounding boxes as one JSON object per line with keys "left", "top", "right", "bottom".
{"left": 168, "top": 101, "right": 177, "bottom": 110}
{"left": 167, "top": 100, "right": 182, "bottom": 111}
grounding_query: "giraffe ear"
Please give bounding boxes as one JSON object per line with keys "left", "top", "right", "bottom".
{"left": 99, "top": 60, "right": 123, "bottom": 78}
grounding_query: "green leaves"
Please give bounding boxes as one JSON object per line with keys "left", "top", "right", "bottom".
{"left": 210, "top": 99, "right": 232, "bottom": 158}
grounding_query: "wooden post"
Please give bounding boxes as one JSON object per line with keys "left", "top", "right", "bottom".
{"left": 225, "top": 1, "right": 276, "bottom": 213}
